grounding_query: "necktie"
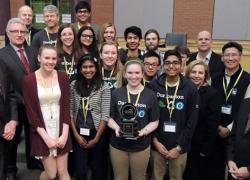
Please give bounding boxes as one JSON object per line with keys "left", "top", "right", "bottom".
{"left": 18, "top": 48, "right": 32, "bottom": 74}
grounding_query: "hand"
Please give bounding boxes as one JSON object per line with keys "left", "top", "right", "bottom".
{"left": 114, "top": 127, "right": 122, "bottom": 137}
{"left": 166, "top": 148, "right": 180, "bottom": 160}
{"left": 153, "top": 139, "right": 168, "bottom": 156}
{"left": 85, "top": 138, "right": 98, "bottom": 149}
{"left": 234, "top": 167, "right": 250, "bottom": 180}
{"left": 3, "top": 120, "right": 17, "bottom": 141}
{"left": 44, "top": 137, "right": 58, "bottom": 149}
{"left": 75, "top": 134, "right": 88, "bottom": 148}
{"left": 218, "top": 125, "right": 230, "bottom": 138}
{"left": 228, "top": 161, "right": 239, "bottom": 179}
{"left": 57, "top": 135, "right": 67, "bottom": 149}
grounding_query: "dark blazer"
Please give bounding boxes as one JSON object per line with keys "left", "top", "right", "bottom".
{"left": 0, "top": 44, "right": 38, "bottom": 103}
{"left": 189, "top": 51, "right": 224, "bottom": 79}
{"left": 227, "top": 97, "right": 250, "bottom": 171}
{"left": 0, "top": 61, "right": 18, "bottom": 135}
{"left": 22, "top": 72, "right": 72, "bottom": 156}
{"left": 5, "top": 27, "right": 39, "bottom": 46}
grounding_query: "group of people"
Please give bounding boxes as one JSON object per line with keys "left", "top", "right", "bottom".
{"left": 0, "top": 1, "right": 250, "bottom": 180}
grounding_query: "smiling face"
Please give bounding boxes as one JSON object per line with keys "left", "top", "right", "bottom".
{"left": 143, "top": 56, "right": 160, "bottom": 79}
{"left": 60, "top": 27, "right": 74, "bottom": 48}
{"left": 103, "top": 26, "right": 116, "bottom": 42}
{"left": 80, "top": 29, "right": 94, "bottom": 47}
{"left": 81, "top": 60, "right": 97, "bottom": 80}
{"left": 189, "top": 64, "right": 206, "bottom": 87}
{"left": 125, "top": 63, "right": 144, "bottom": 88}
{"left": 76, "top": 8, "right": 90, "bottom": 24}
{"left": 38, "top": 48, "right": 57, "bottom": 73}
{"left": 163, "top": 55, "right": 181, "bottom": 78}
{"left": 44, "top": 11, "right": 59, "bottom": 29}
{"left": 197, "top": 31, "right": 212, "bottom": 53}
{"left": 18, "top": 6, "right": 33, "bottom": 26}
{"left": 222, "top": 47, "right": 241, "bottom": 72}
{"left": 100, "top": 44, "right": 118, "bottom": 69}
{"left": 126, "top": 33, "right": 140, "bottom": 51}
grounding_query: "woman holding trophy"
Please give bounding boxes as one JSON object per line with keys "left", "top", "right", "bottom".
{"left": 108, "top": 59, "right": 159, "bottom": 180}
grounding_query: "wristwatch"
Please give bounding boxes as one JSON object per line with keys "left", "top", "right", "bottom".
{"left": 176, "top": 145, "right": 182, "bottom": 153}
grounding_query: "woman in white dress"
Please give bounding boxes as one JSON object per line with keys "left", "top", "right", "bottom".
{"left": 23, "top": 44, "right": 72, "bottom": 180}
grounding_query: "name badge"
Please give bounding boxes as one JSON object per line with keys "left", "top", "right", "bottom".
{"left": 221, "top": 104, "right": 232, "bottom": 115}
{"left": 80, "top": 128, "right": 90, "bottom": 136}
{"left": 164, "top": 122, "right": 176, "bottom": 133}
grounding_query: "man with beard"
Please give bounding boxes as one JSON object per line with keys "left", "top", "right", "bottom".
{"left": 188, "top": 30, "right": 224, "bottom": 78}
{"left": 119, "top": 26, "right": 144, "bottom": 64}
{"left": 144, "top": 29, "right": 164, "bottom": 65}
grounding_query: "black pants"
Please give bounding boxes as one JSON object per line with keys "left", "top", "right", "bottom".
{"left": 183, "top": 145, "right": 210, "bottom": 180}
{"left": 0, "top": 138, "right": 5, "bottom": 180}
{"left": 5, "top": 104, "right": 37, "bottom": 175}
{"left": 208, "top": 138, "right": 227, "bottom": 180}
{"left": 73, "top": 129, "right": 108, "bottom": 180}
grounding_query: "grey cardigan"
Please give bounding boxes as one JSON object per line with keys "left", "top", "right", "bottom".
{"left": 70, "top": 81, "right": 111, "bottom": 130}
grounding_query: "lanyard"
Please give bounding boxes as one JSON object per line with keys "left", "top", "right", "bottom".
{"left": 44, "top": 28, "right": 51, "bottom": 41}
{"left": 81, "top": 97, "right": 89, "bottom": 121}
{"left": 165, "top": 79, "right": 180, "bottom": 121}
{"left": 223, "top": 69, "right": 243, "bottom": 102}
{"left": 142, "top": 78, "right": 149, "bottom": 86}
{"left": 63, "top": 56, "right": 75, "bottom": 78}
{"left": 127, "top": 86, "right": 142, "bottom": 107}
{"left": 102, "top": 67, "right": 114, "bottom": 80}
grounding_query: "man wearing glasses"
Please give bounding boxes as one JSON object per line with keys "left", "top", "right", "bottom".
{"left": 211, "top": 42, "right": 250, "bottom": 180}
{"left": 72, "top": 1, "right": 100, "bottom": 44}
{"left": 150, "top": 49, "right": 199, "bottom": 180}
{"left": 0, "top": 17, "right": 38, "bottom": 180}
{"left": 142, "top": 51, "right": 161, "bottom": 87}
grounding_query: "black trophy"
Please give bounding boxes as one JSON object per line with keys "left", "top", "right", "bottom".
{"left": 120, "top": 103, "right": 138, "bottom": 139}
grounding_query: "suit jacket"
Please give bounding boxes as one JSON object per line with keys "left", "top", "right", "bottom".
{"left": 5, "top": 27, "right": 39, "bottom": 46}
{"left": 0, "top": 44, "right": 38, "bottom": 103}
{"left": 0, "top": 61, "right": 18, "bottom": 136}
{"left": 189, "top": 51, "right": 224, "bottom": 79}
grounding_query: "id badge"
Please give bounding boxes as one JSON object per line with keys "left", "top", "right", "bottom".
{"left": 221, "top": 104, "right": 232, "bottom": 115}
{"left": 80, "top": 128, "right": 90, "bottom": 136}
{"left": 164, "top": 122, "right": 176, "bottom": 133}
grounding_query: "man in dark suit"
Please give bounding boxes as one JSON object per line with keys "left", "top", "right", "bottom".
{"left": 5, "top": 5, "right": 39, "bottom": 46}
{"left": 188, "top": 30, "right": 224, "bottom": 78}
{"left": 0, "top": 17, "right": 39, "bottom": 180}
{"left": 0, "top": 61, "right": 18, "bottom": 180}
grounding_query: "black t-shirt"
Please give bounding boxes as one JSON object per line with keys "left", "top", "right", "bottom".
{"left": 102, "top": 68, "right": 117, "bottom": 91}
{"left": 110, "top": 86, "right": 159, "bottom": 152}
{"left": 58, "top": 53, "right": 77, "bottom": 82}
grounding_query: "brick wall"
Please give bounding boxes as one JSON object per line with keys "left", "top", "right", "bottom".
{"left": 173, "top": 0, "right": 215, "bottom": 39}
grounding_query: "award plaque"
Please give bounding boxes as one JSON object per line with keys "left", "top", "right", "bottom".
{"left": 120, "top": 103, "right": 138, "bottom": 139}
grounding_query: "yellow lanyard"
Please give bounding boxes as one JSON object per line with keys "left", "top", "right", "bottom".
{"left": 77, "top": 22, "right": 82, "bottom": 30}
{"left": 127, "top": 86, "right": 142, "bottom": 107}
{"left": 44, "top": 28, "right": 51, "bottom": 41}
{"left": 142, "top": 78, "right": 149, "bottom": 86}
{"left": 102, "top": 67, "right": 114, "bottom": 80}
{"left": 39, "top": 71, "right": 54, "bottom": 119}
{"left": 81, "top": 97, "right": 89, "bottom": 121}
{"left": 63, "top": 56, "right": 75, "bottom": 78}
{"left": 223, "top": 69, "right": 243, "bottom": 102}
{"left": 165, "top": 79, "right": 180, "bottom": 121}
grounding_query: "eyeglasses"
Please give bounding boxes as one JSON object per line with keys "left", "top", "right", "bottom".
{"left": 81, "top": 34, "right": 94, "bottom": 39}
{"left": 164, "top": 60, "right": 181, "bottom": 66}
{"left": 77, "top": 9, "right": 89, "bottom": 14}
{"left": 144, "top": 62, "right": 159, "bottom": 68}
{"left": 8, "top": 30, "right": 27, "bottom": 35}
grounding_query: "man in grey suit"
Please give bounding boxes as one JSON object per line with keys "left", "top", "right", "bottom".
{"left": 0, "top": 17, "right": 39, "bottom": 180}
